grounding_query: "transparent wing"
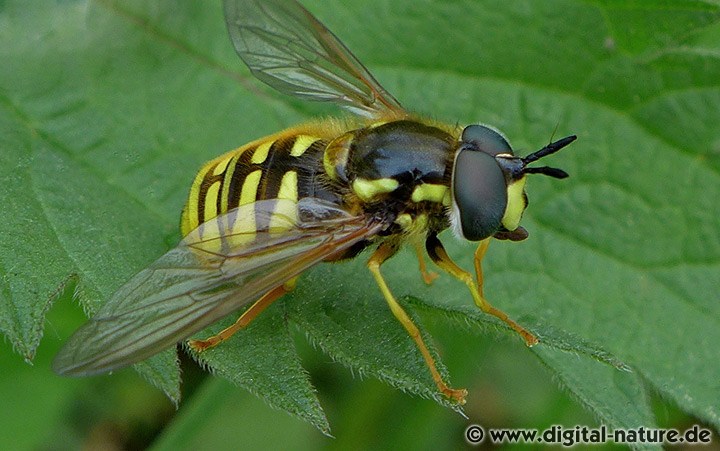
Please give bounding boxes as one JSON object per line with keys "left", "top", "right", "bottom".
{"left": 224, "top": 0, "right": 405, "bottom": 117}
{"left": 53, "top": 198, "right": 381, "bottom": 376}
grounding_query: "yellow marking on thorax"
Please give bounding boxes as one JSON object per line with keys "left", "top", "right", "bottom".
{"left": 352, "top": 177, "right": 399, "bottom": 202}
{"left": 501, "top": 177, "right": 527, "bottom": 231}
{"left": 251, "top": 141, "right": 273, "bottom": 164}
{"left": 411, "top": 184, "right": 448, "bottom": 204}
{"left": 395, "top": 213, "right": 412, "bottom": 229}
{"left": 323, "top": 133, "right": 352, "bottom": 181}
{"left": 442, "top": 190, "right": 452, "bottom": 207}
{"left": 395, "top": 213, "right": 429, "bottom": 238}
{"left": 290, "top": 135, "right": 316, "bottom": 157}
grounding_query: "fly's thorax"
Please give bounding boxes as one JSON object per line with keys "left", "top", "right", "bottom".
{"left": 323, "top": 119, "right": 457, "bottom": 234}
{"left": 333, "top": 119, "right": 455, "bottom": 202}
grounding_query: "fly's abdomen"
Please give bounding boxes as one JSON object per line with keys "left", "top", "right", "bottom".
{"left": 181, "top": 132, "right": 337, "bottom": 237}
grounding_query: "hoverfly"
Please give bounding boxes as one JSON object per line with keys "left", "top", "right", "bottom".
{"left": 53, "top": 0, "right": 576, "bottom": 404}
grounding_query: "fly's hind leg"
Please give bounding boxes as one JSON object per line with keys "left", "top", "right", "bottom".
{"left": 368, "top": 241, "right": 467, "bottom": 404}
{"left": 425, "top": 233, "right": 538, "bottom": 346}
{"left": 188, "top": 277, "right": 297, "bottom": 352}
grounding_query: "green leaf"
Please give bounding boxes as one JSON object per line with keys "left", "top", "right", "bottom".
{"left": 186, "top": 303, "right": 330, "bottom": 435}
{"left": 414, "top": 297, "right": 654, "bottom": 434}
{"left": 285, "top": 262, "right": 463, "bottom": 413}
{"left": 2, "top": 0, "right": 719, "bottom": 437}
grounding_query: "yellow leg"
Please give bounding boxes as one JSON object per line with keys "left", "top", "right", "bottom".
{"left": 368, "top": 242, "right": 467, "bottom": 405}
{"left": 474, "top": 239, "right": 490, "bottom": 297}
{"left": 188, "top": 278, "right": 297, "bottom": 352}
{"left": 415, "top": 241, "right": 439, "bottom": 285}
{"left": 426, "top": 234, "right": 538, "bottom": 346}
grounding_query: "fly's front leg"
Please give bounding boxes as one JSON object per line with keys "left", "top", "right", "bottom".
{"left": 188, "top": 277, "right": 297, "bottom": 352}
{"left": 414, "top": 241, "right": 439, "bottom": 285}
{"left": 368, "top": 241, "right": 467, "bottom": 404}
{"left": 474, "top": 239, "right": 490, "bottom": 297}
{"left": 425, "top": 233, "right": 538, "bottom": 346}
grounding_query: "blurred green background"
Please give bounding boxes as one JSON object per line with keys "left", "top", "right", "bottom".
{"left": 2, "top": 0, "right": 719, "bottom": 449}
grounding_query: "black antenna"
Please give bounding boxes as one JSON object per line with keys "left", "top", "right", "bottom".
{"left": 521, "top": 135, "right": 576, "bottom": 179}
{"left": 524, "top": 166, "right": 569, "bottom": 179}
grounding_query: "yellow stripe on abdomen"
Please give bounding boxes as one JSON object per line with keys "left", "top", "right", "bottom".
{"left": 220, "top": 152, "right": 242, "bottom": 214}
{"left": 202, "top": 154, "right": 236, "bottom": 230}
{"left": 204, "top": 181, "right": 221, "bottom": 224}
{"left": 182, "top": 127, "right": 330, "bottom": 239}
{"left": 276, "top": 170, "right": 298, "bottom": 202}
{"left": 251, "top": 141, "right": 273, "bottom": 164}
{"left": 181, "top": 148, "right": 247, "bottom": 236}
{"left": 225, "top": 169, "right": 263, "bottom": 244}
{"left": 269, "top": 171, "right": 299, "bottom": 232}
{"left": 240, "top": 170, "right": 262, "bottom": 207}
{"left": 290, "top": 135, "right": 316, "bottom": 157}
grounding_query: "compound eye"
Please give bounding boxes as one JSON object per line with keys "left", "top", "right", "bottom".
{"left": 461, "top": 125, "right": 513, "bottom": 156}
{"left": 453, "top": 149, "right": 507, "bottom": 241}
